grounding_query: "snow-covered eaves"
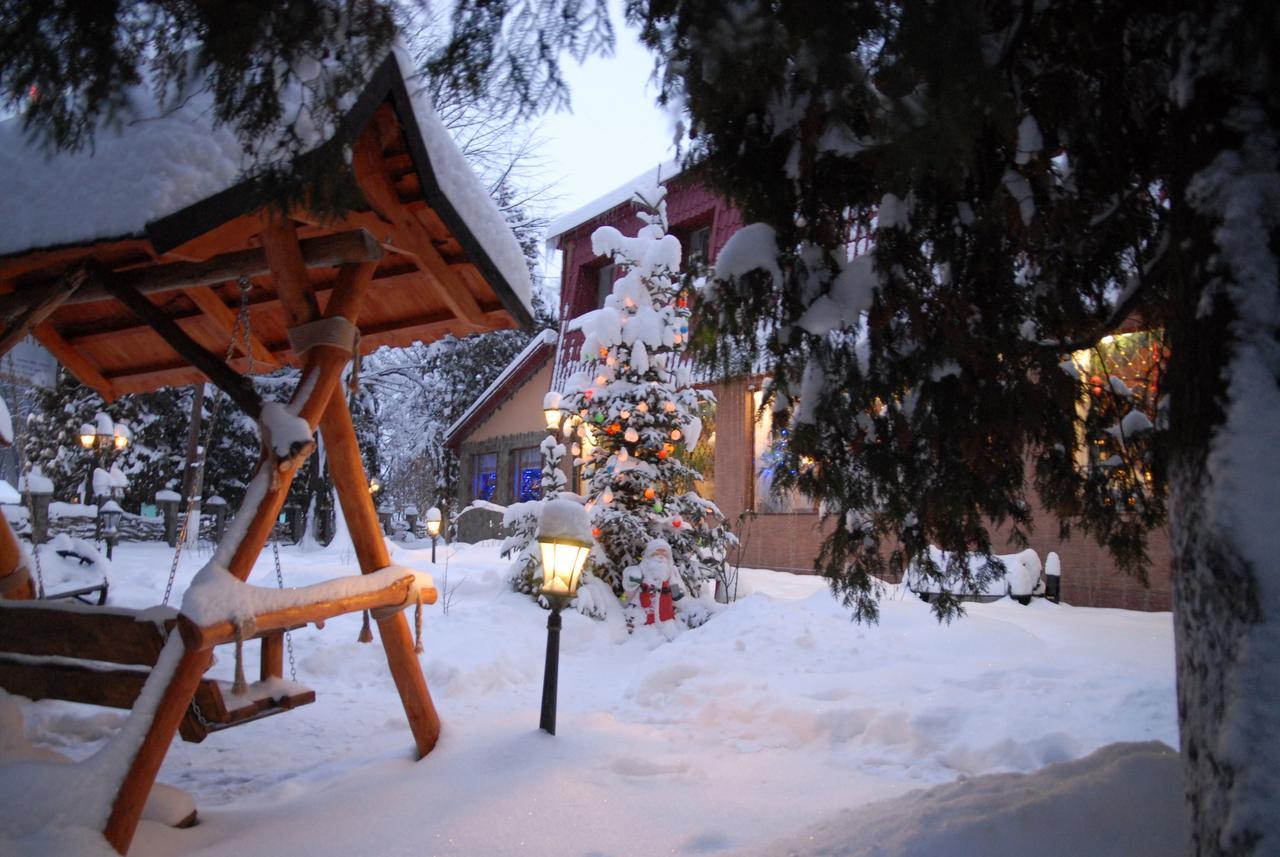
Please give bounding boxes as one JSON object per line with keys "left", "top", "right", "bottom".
{"left": 444, "top": 328, "right": 558, "bottom": 448}
{"left": 545, "top": 159, "right": 683, "bottom": 250}
{"left": 0, "top": 48, "right": 533, "bottom": 327}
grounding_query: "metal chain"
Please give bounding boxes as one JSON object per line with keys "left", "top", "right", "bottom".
{"left": 271, "top": 529, "right": 297, "bottom": 682}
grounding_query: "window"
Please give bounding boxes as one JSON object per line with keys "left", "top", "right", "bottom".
{"left": 596, "top": 263, "right": 617, "bottom": 308}
{"left": 472, "top": 452, "right": 498, "bottom": 502}
{"left": 686, "top": 226, "right": 711, "bottom": 273}
{"left": 512, "top": 447, "right": 543, "bottom": 502}
{"left": 753, "top": 389, "right": 812, "bottom": 513}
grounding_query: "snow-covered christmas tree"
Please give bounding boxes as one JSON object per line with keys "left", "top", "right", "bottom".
{"left": 560, "top": 189, "right": 733, "bottom": 626}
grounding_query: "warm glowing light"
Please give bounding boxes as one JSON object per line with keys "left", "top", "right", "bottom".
{"left": 636, "top": 401, "right": 649, "bottom": 413}
{"left": 671, "top": 429, "right": 682, "bottom": 440}
{"left": 426, "top": 506, "right": 443, "bottom": 537}
{"left": 537, "top": 537, "right": 591, "bottom": 597}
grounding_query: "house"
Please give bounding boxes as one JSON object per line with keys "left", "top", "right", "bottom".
{"left": 456, "top": 164, "right": 1174, "bottom": 611}
{"left": 445, "top": 329, "right": 559, "bottom": 515}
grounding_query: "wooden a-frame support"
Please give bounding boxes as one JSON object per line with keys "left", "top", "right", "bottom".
{"left": 77, "top": 218, "right": 441, "bottom": 854}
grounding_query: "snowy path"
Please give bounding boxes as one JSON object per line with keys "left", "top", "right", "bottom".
{"left": 5, "top": 541, "right": 1179, "bottom": 856}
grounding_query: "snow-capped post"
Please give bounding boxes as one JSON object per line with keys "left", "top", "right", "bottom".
{"left": 24, "top": 466, "right": 53, "bottom": 546}
{"left": 425, "top": 506, "right": 442, "bottom": 564}
{"left": 206, "top": 495, "right": 228, "bottom": 543}
{"left": 404, "top": 504, "right": 420, "bottom": 539}
{"left": 98, "top": 499, "right": 123, "bottom": 560}
{"left": 1044, "top": 552, "right": 1062, "bottom": 604}
{"left": 559, "top": 188, "right": 734, "bottom": 627}
{"left": 535, "top": 497, "right": 593, "bottom": 735}
{"left": 155, "top": 489, "right": 181, "bottom": 547}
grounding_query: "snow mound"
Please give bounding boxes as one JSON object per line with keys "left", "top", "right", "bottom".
{"left": 744, "top": 741, "right": 1185, "bottom": 857}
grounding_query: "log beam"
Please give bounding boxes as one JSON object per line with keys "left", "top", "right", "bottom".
{"left": 32, "top": 323, "right": 116, "bottom": 401}
{"left": 0, "top": 266, "right": 88, "bottom": 358}
{"left": 178, "top": 576, "right": 423, "bottom": 650}
{"left": 320, "top": 392, "right": 442, "bottom": 758}
{"left": 97, "top": 274, "right": 263, "bottom": 420}
{"left": 70, "top": 230, "right": 382, "bottom": 305}
{"left": 351, "top": 129, "right": 488, "bottom": 329}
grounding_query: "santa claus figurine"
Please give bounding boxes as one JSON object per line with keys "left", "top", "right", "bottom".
{"left": 622, "top": 539, "right": 685, "bottom": 632}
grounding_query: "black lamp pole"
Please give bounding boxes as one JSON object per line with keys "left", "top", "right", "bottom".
{"left": 431, "top": 534, "right": 437, "bottom": 564}
{"left": 539, "top": 596, "right": 565, "bottom": 734}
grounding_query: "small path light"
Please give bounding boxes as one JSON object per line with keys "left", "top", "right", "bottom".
{"left": 425, "top": 506, "right": 442, "bottom": 563}
{"left": 99, "top": 499, "right": 123, "bottom": 560}
{"left": 535, "top": 498, "right": 593, "bottom": 735}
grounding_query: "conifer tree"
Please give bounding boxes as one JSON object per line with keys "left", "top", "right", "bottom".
{"left": 560, "top": 190, "right": 733, "bottom": 620}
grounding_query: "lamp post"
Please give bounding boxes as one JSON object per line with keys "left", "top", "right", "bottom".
{"left": 79, "top": 413, "right": 130, "bottom": 504}
{"left": 535, "top": 498, "right": 593, "bottom": 735}
{"left": 425, "top": 506, "right": 442, "bottom": 563}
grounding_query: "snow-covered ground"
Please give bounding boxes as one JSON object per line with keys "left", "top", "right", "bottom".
{"left": 2, "top": 539, "right": 1183, "bottom": 856}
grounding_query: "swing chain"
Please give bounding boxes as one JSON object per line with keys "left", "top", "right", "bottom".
{"left": 271, "top": 528, "right": 297, "bottom": 682}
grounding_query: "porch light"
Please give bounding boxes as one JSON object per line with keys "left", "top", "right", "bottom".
{"left": 543, "top": 391, "right": 563, "bottom": 431}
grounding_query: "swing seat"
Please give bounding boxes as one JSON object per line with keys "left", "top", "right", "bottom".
{"left": 0, "top": 600, "right": 316, "bottom": 743}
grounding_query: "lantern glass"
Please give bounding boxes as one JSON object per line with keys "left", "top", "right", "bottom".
{"left": 426, "top": 518, "right": 442, "bottom": 537}
{"left": 79, "top": 425, "right": 96, "bottom": 449}
{"left": 538, "top": 537, "right": 589, "bottom": 597}
{"left": 543, "top": 406, "right": 562, "bottom": 430}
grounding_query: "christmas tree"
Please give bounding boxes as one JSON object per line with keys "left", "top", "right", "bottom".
{"left": 560, "top": 189, "right": 733, "bottom": 625}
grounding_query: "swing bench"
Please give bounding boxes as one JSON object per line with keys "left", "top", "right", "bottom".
{"left": 0, "top": 566, "right": 431, "bottom": 741}
{"left": 0, "top": 50, "right": 533, "bottom": 855}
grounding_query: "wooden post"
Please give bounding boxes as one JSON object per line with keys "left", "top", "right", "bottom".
{"left": 260, "top": 633, "right": 284, "bottom": 682}
{"left": 319, "top": 392, "right": 441, "bottom": 757}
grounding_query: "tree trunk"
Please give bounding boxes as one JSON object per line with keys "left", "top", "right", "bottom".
{"left": 180, "top": 383, "right": 205, "bottom": 548}
{"left": 1165, "top": 69, "right": 1279, "bottom": 855}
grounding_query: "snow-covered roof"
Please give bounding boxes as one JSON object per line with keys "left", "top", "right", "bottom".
{"left": 0, "top": 48, "right": 532, "bottom": 319}
{"left": 444, "top": 328, "right": 558, "bottom": 445}
{"left": 545, "top": 159, "right": 683, "bottom": 249}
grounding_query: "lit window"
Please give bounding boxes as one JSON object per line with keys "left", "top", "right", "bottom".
{"left": 512, "top": 447, "right": 543, "bottom": 502}
{"left": 473, "top": 452, "right": 498, "bottom": 502}
{"left": 752, "top": 389, "right": 812, "bottom": 513}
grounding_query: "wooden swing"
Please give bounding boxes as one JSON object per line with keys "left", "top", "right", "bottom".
{"left": 0, "top": 52, "right": 532, "bottom": 854}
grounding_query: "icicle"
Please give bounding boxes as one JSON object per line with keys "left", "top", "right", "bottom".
{"left": 358, "top": 609, "right": 374, "bottom": 643}
{"left": 232, "top": 623, "right": 248, "bottom": 696}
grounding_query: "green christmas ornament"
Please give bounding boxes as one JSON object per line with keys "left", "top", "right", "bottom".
{"left": 652, "top": 501, "right": 663, "bottom": 513}
{"left": 594, "top": 412, "right": 605, "bottom": 423}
